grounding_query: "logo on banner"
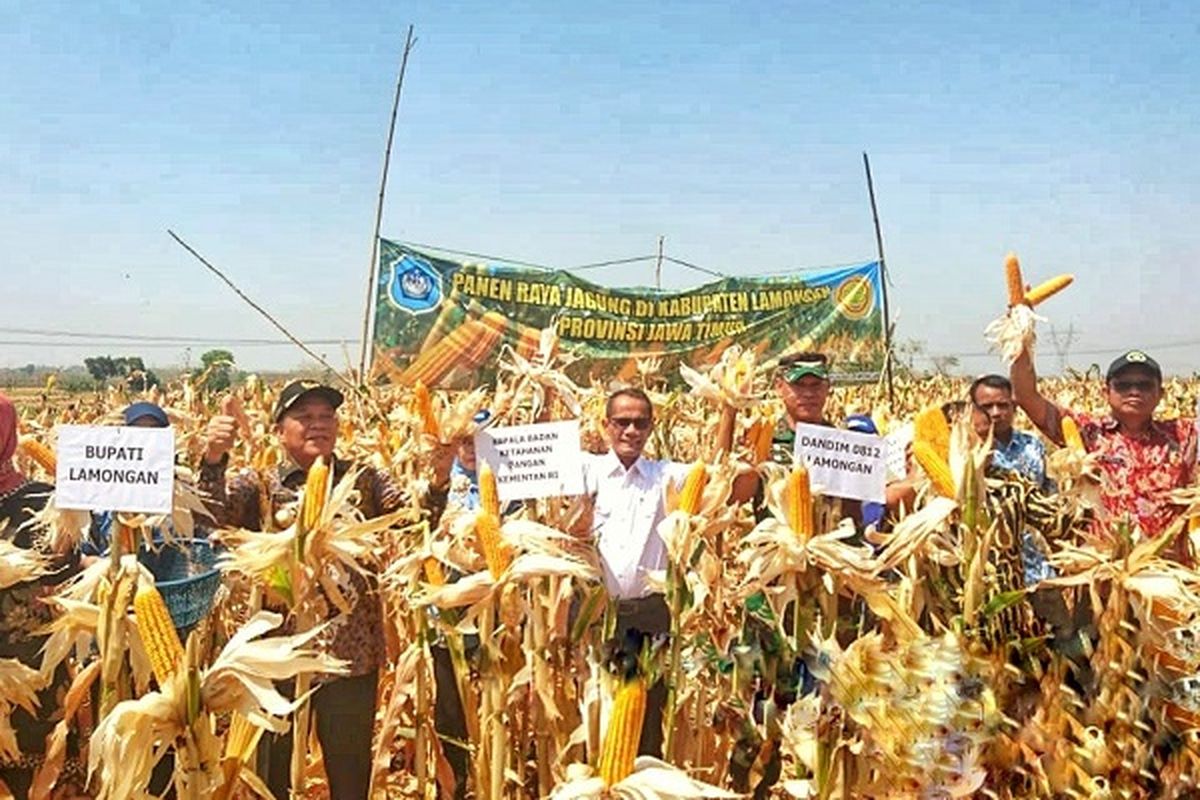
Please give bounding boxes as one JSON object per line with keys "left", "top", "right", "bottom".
{"left": 834, "top": 275, "right": 874, "bottom": 320}
{"left": 388, "top": 253, "right": 443, "bottom": 314}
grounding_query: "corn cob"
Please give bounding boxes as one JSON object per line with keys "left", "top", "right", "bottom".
{"left": 301, "top": 455, "right": 330, "bottom": 531}
{"left": 1061, "top": 415, "right": 1085, "bottom": 453}
{"left": 134, "top": 582, "right": 184, "bottom": 684}
{"left": 479, "top": 461, "right": 500, "bottom": 519}
{"left": 746, "top": 418, "right": 774, "bottom": 464}
{"left": 474, "top": 508, "right": 511, "bottom": 579}
{"left": 461, "top": 311, "right": 510, "bottom": 367}
{"left": 422, "top": 557, "right": 447, "bottom": 586}
{"left": 677, "top": 461, "right": 708, "bottom": 514}
{"left": 514, "top": 323, "right": 543, "bottom": 361}
{"left": 913, "top": 405, "right": 951, "bottom": 464}
{"left": 18, "top": 435, "right": 56, "bottom": 475}
{"left": 786, "top": 465, "right": 814, "bottom": 540}
{"left": 1004, "top": 252, "right": 1026, "bottom": 307}
{"left": 599, "top": 676, "right": 647, "bottom": 786}
{"left": 913, "top": 440, "right": 956, "bottom": 498}
{"left": 1024, "top": 274, "right": 1074, "bottom": 307}
{"left": 412, "top": 380, "right": 440, "bottom": 438}
{"left": 399, "top": 315, "right": 488, "bottom": 387}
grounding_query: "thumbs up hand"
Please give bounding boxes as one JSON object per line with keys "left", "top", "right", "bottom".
{"left": 204, "top": 395, "right": 241, "bottom": 465}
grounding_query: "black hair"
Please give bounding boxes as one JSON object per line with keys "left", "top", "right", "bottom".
{"left": 968, "top": 374, "right": 1012, "bottom": 403}
{"left": 605, "top": 387, "right": 653, "bottom": 419}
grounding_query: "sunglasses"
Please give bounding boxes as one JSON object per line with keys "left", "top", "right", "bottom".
{"left": 1111, "top": 379, "right": 1157, "bottom": 394}
{"left": 607, "top": 416, "right": 652, "bottom": 431}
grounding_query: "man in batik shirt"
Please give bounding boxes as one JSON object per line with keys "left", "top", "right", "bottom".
{"left": 1011, "top": 348, "right": 1197, "bottom": 545}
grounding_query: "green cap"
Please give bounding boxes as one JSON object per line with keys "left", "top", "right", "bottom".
{"left": 780, "top": 352, "right": 829, "bottom": 382}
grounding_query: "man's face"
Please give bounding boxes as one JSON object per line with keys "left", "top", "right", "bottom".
{"left": 775, "top": 374, "right": 830, "bottom": 425}
{"left": 605, "top": 394, "right": 653, "bottom": 465}
{"left": 276, "top": 395, "right": 338, "bottom": 466}
{"left": 971, "top": 385, "right": 1015, "bottom": 440}
{"left": 1106, "top": 367, "right": 1162, "bottom": 420}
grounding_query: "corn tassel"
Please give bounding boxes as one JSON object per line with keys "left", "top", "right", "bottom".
{"left": 599, "top": 677, "right": 647, "bottom": 787}
{"left": 785, "top": 465, "right": 814, "bottom": 540}
{"left": 1061, "top": 415, "right": 1085, "bottom": 453}
{"left": 1005, "top": 252, "right": 1026, "bottom": 307}
{"left": 301, "top": 455, "right": 330, "bottom": 531}
{"left": 913, "top": 440, "right": 957, "bottom": 498}
{"left": 18, "top": 436, "right": 56, "bottom": 476}
{"left": 1025, "top": 274, "right": 1074, "bottom": 307}
{"left": 134, "top": 583, "right": 184, "bottom": 684}
{"left": 677, "top": 461, "right": 708, "bottom": 514}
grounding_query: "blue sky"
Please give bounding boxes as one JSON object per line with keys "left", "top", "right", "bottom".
{"left": 3, "top": 1, "right": 1198, "bottom": 374}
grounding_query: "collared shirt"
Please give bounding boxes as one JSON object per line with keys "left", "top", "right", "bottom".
{"left": 1067, "top": 411, "right": 1197, "bottom": 537}
{"left": 988, "top": 430, "right": 1050, "bottom": 490}
{"left": 445, "top": 458, "right": 480, "bottom": 512}
{"left": 198, "top": 454, "right": 405, "bottom": 676}
{"left": 583, "top": 451, "right": 689, "bottom": 601}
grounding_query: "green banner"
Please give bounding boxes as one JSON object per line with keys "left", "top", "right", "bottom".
{"left": 372, "top": 240, "right": 886, "bottom": 387}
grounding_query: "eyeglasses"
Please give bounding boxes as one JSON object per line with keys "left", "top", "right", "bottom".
{"left": 607, "top": 416, "right": 652, "bottom": 431}
{"left": 1111, "top": 379, "right": 1157, "bottom": 394}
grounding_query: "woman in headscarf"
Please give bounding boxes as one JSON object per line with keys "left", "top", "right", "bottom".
{"left": 0, "top": 393, "right": 77, "bottom": 799}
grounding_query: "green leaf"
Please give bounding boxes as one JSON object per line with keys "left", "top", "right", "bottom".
{"left": 981, "top": 589, "right": 1028, "bottom": 619}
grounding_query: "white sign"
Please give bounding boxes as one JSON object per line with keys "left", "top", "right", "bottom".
{"left": 884, "top": 423, "right": 914, "bottom": 482}
{"left": 793, "top": 423, "right": 887, "bottom": 503}
{"left": 55, "top": 425, "right": 176, "bottom": 514}
{"left": 476, "top": 420, "right": 586, "bottom": 503}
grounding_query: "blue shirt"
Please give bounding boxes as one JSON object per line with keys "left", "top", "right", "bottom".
{"left": 988, "top": 430, "right": 1050, "bottom": 491}
{"left": 445, "top": 458, "right": 480, "bottom": 512}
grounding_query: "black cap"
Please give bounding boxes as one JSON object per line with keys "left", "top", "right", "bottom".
{"left": 273, "top": 380, "right": 344, "bottom": 422}
{"left": 1105, "top": 350, "right": 1162, "bottom": 383}
{"left": 779, "top": 351, "right": 829, "bottom": 382}
{"left": 123, "top": 401, "right": 169, "bottom": 427}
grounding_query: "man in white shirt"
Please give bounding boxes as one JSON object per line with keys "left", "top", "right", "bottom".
{"left": 582, "top": 387, "right": 690, "bottom": 757}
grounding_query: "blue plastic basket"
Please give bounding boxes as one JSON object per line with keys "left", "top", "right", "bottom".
{"left": 138, "top": 538, "right": 221, "bottom": 632}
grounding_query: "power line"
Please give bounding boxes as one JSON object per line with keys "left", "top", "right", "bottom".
{"left": 0, "top": 327, "right": 351, "bottom": 346}
{"left": 0, "top": 340, "right": 350, "bottom": 347}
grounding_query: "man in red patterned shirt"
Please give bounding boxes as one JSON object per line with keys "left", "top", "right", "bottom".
{"left": 1011, "top": 347, "right": 1196, "bottom": 540}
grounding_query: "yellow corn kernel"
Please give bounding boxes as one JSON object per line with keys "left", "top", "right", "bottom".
{"left": 18, "top": 436, "right": 56, "bottom": 476}
{"left": 913, "top": 405, "right": 951, "bottom": 464}
{"left": 423, "top": 557, "right": 447, "bottom": 586}
{"left": 474, "top": 508, "right": 511, "bottom": 579}
{"left": 1005, "top": 252, "right": 1026, "bottom": 307}
{"left": 412, "top": 380, "right": 440, "bottom": 438}
{"left": 677, "top": 461, "right": 708, "bottom": 514}
{"left": 301, "top": 456, "right": 330, "bottom": 530}
{"left": 599, "top": 677, "right": 647, "bottom": 787}
{"left": 749, "top": 418, "right": 774, "bottom": 464}
{"left": 785, "top": 465, "right": 814, "bottom": 540}
{"left": 134, "top": 583, "right": 184, "bottom": 684}
{"left": 1061, "top": 416, "right": 1085, "bottom": 453}
{"left": 478, "top": 461, "right": 500, "bottom": 519}
{"left": 1024, "top": 274, "right": 1074, "bottom": 307}
{"left": 913, "top": 440, "right": 957, "bottom": 498}
{"left": 399, "top": 317, "right": 486, "bottom": 387}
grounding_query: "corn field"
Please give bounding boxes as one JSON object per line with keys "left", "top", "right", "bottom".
{"left": 5, "top": 336, "right": 1200, "bottom": 800}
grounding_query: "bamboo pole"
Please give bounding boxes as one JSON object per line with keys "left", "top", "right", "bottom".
{"left": 358, "top": 26, "right": 418, "bottom": 382}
